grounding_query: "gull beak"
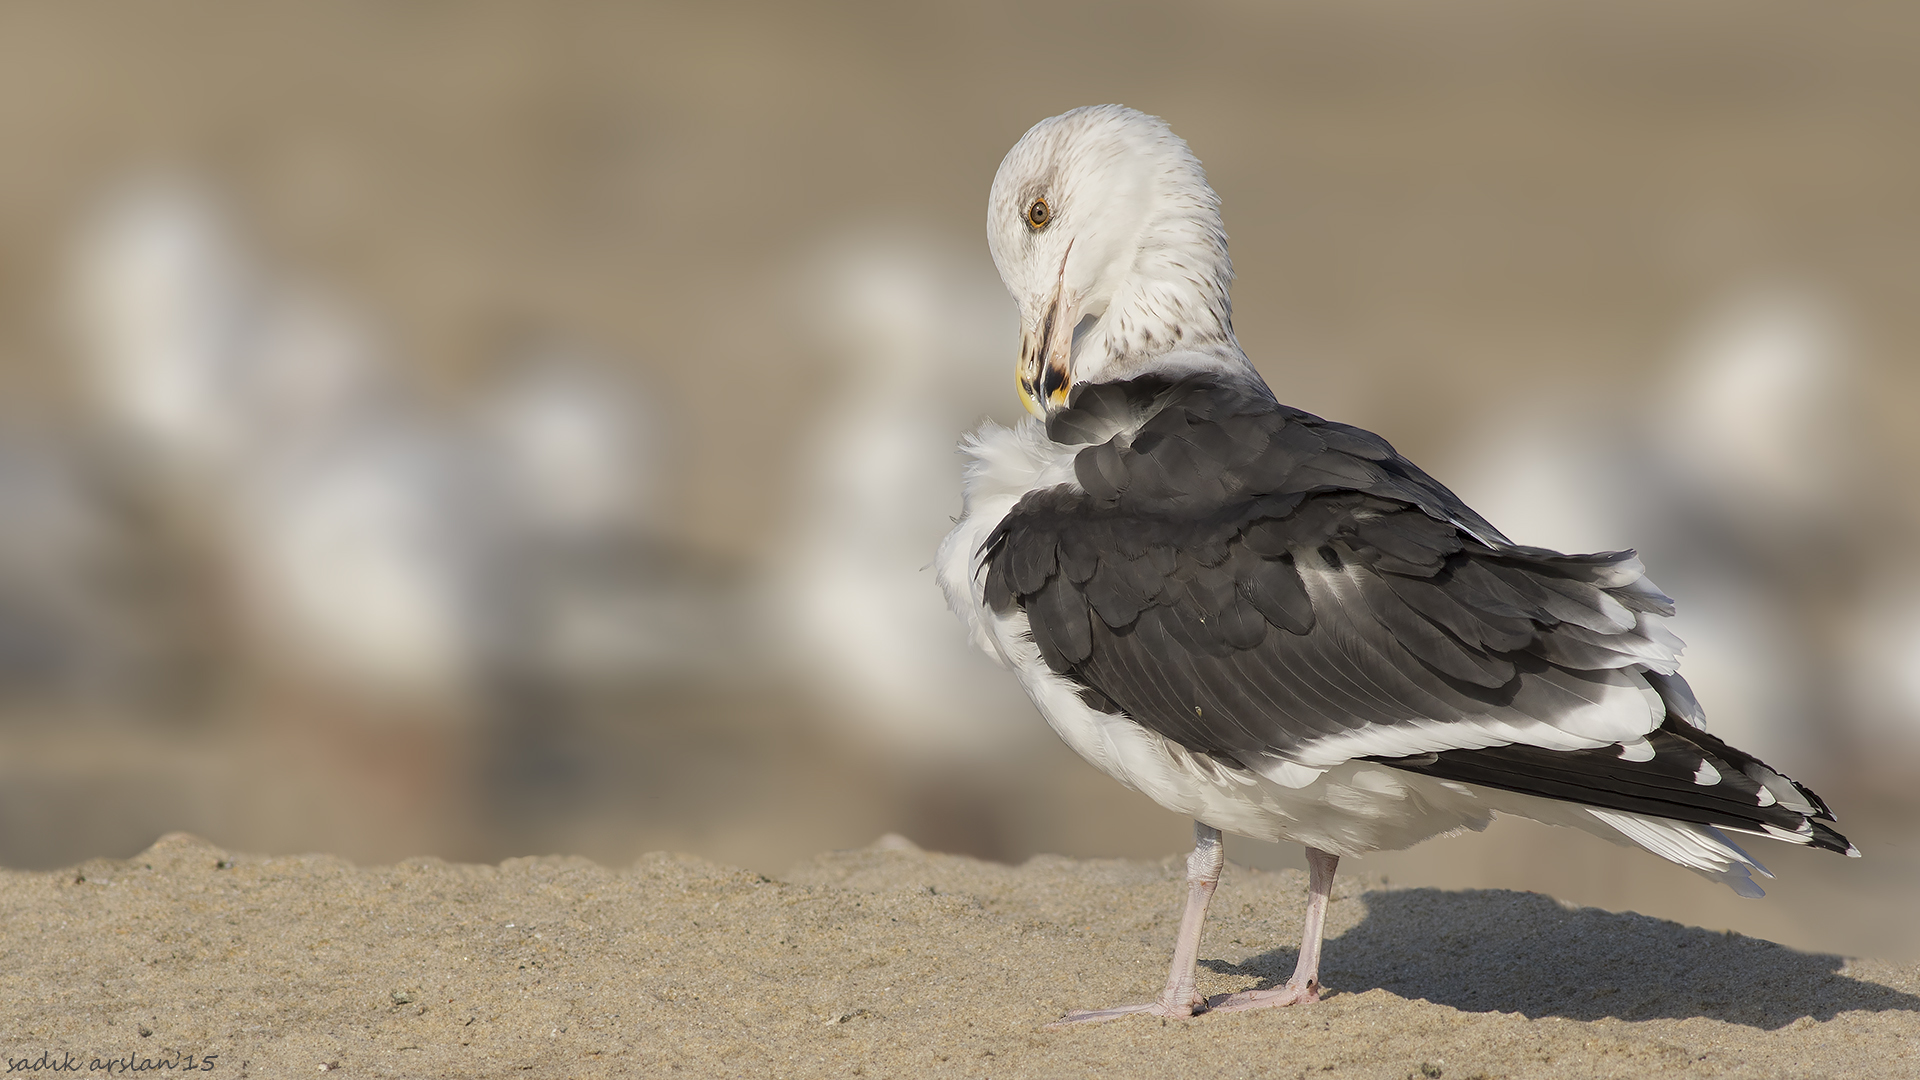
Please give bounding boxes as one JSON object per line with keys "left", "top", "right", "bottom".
{"left": 1017, "top": 246, "right": 1077, "bottom": 417}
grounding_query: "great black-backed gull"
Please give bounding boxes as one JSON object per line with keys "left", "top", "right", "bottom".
{"left": 936, "top": 105, "right": 1857, "bottom": 1024}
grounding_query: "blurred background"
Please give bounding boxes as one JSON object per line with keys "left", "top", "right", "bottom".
{"left": 0, "top": 1, "right": 1915, "bottom": 959}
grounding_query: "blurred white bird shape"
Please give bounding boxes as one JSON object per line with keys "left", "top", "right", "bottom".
{"left": 777, "top": 229, "right": 1047, "bottom": 767}
{"left": 1451, "top": 285, "right": 1862, "bottom": 769}
{"left": 69, "top": 178, "right": 389, "bottom": 487}
{"left": 68, "top": 177, "right": 503, "bottom": 702}
{"left": 232, "top": 416, "right": 502, "bottom": 701}
{"left": 478, "top": 344, "right": 663, "bottom": 544}
{"left": 473, "top": 344, "right": 746, "bottom": 686}
{"left": 1656, "top": 287, "right": 1860, "bottom": 541}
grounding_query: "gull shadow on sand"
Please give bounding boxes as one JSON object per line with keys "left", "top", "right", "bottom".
{"left": 1201, "top": 887, "right": 1920, "bottom": 1029}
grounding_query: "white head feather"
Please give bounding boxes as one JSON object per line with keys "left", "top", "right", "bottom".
{"left": 986, "top": 105, "right": 1253, "bottom": 415}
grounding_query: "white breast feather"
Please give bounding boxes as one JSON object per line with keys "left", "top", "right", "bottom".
{"left": 936, "top": 417, "right": 1078, "bottom": 665}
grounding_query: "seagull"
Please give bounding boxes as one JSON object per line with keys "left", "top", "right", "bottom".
{"left": 937, "top": 105, "right": 1857, "bottom": 1024}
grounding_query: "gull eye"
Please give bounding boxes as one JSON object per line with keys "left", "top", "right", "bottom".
{"left": 1026, "top": 197, "right": 1051, "bottom": 230}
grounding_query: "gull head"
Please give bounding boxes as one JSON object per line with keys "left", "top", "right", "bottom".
{"left": 987, "top": 105, "right": 1241, "bottom": 417}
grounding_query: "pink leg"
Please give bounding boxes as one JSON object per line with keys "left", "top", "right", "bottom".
{"left": 1049, "top": 822, "right": 1224, "bottom": 1026}
{"left": 1208, "top": 844, "right": 1339, "bottom": 1012}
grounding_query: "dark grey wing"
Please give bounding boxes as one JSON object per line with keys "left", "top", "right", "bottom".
{"left": 986, "top": 373, "right": 1846, "bottom": 848}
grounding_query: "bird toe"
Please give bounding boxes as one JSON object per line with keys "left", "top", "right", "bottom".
{"left": 1204, "top": 981, "right": 1322, "bottom": 1013}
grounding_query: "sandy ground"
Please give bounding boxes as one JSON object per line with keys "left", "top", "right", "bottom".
{"left": 1, "top": 833, "right": 1913, "bottom": 1079}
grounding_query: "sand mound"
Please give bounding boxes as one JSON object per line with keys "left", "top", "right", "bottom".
{"left": 0, "top": 832, "right": 1912, "bottom": 1078}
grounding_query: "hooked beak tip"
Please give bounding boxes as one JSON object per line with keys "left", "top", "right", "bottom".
{"left": 1018, "top": 308, "right": 1077, "bottom": 416}
{"left": 1016, "top": 242, "right": 1078, "bottom": 415}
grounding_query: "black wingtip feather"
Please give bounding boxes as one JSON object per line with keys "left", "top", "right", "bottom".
{"left": 1368, "top": 715, "right": 1853, "bottom": 857}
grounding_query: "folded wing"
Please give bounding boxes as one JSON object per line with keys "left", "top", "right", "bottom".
{"left": 983, "top": 373, "right": 1845, "bottom": 854}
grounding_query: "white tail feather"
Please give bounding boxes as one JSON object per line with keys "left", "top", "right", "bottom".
{"left": 1586, "top": 807, "right": 1771, "bottom": 897}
